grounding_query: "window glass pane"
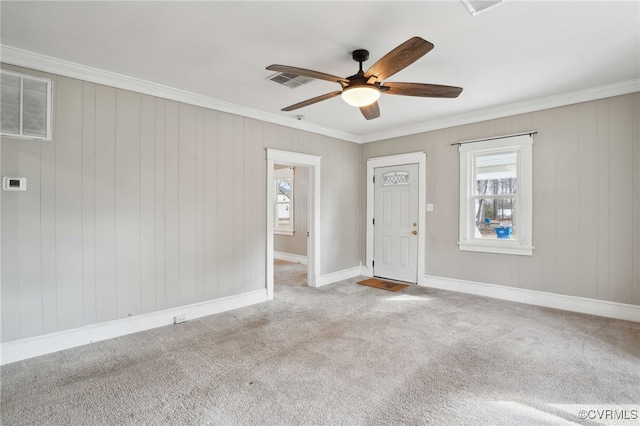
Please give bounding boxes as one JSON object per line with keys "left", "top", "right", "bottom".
{"left": 474, "top": 198, "right": 517, "bottom": 240}
{"left": 22, "top": 77, "right": 48, "bottom": 137}
{"left": 1, "top": 73, "right": 21, "bottom": 135}
{"left": 276, "top": 204, "right": 290, "bottom": 226}
{"left": 274, "top": 167, "right": 294, "bottom": 232}
{"left": 382, "top": 171, "right": 409, "bottom": 186}
{"left": 475, "top": 152, "right": 517, "bottom": 195}
{"left": 277, "top": 178, "right": 291, "bottom": 201}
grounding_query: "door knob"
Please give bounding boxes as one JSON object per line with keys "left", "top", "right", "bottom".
{"left": 412, "top": 230, "right": 418, "bottom": 235}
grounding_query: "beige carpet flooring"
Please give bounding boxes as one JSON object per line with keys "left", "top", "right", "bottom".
{"left": 1, "top": 261, "right": 639, "bottom": 425}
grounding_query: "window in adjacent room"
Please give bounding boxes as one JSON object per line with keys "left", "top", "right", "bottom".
{"left": 458, "top": 133, "right": 533, "bottom": 256}
{"left": 1, "top": 69, "right": 52, "bottom": 141}
{"left": 274, "top": 167, "right": 294, "bottom": 235}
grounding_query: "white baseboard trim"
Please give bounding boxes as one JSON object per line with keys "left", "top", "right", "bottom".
{"left": 274, "top": 251, "right": 308, "bottom": 265}
{"left": 0, "top": 289, "right": 268, "bottom": 365}
{"left": 422, "top": 275, "right": 640, "bottom": 322}
{"left": 360, "top": 265, "right": 374, "bottom": 278}
{"left": 315, "top": 265, "right": 363, "bottom": 287}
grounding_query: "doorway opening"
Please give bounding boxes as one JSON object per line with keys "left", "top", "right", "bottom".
{"left": 266, "top": 149, "right": 321, "bottom": 300}
{"left": 273, "top": 163, "right": 310, "bottom": 289}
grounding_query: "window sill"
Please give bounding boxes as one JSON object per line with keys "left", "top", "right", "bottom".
{"left": 458, "top": 241, "right": 533, "bottom": 256}
{"left": 0, "top": 133, "right": 52, "bottom": 142}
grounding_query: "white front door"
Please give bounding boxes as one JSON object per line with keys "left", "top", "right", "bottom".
{"left": 373, "top": 164, "right": 419, "bottom": 283}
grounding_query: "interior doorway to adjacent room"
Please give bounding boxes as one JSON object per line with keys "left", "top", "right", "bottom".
{"left": 273, "top": 163, "right": 310, "bottom": 288}
{"left": 266, "top": 149, "right": 321, "bottom": 300}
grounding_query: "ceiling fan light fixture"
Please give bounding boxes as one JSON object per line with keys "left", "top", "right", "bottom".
{"left": 269, "top": 37, "right": 462, "bottom": 119}
{"left": 341, "top": 85, "right": 380, "bottom": 107}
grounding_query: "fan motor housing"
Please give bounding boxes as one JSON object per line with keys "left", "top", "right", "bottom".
{"left": 352, "top": 49, "right": 369, "bottom": 63}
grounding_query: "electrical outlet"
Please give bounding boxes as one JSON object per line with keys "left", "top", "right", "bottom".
{"left": 174, "top": 314, "right": 187, "bottom": 324}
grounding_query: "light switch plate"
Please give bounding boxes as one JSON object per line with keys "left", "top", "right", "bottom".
{"left": 426, "top": 203, "right": 434, "bottom": 212}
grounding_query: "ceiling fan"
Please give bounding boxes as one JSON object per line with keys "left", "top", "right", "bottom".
{"left": 266, "top": 37, "right": 463, "bottom": 120}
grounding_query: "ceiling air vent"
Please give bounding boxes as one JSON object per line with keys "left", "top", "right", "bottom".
{"left": 268, "top": 72, "right": 314, "bottom": 89}
{"left": 461, "top": 0, "right": 504, "bottom": 16}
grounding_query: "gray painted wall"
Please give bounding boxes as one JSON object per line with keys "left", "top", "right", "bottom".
{"left": 274, "top": 165, "right": 308, "bottom": 257}
{"left": 0, "top": 65, "right": 362, "bottom": 342}
{"left": 1, "top": 62, "right": 637, "bottom": 345}
{"left": 362, "top": 93, "right": 640, "bottom": 306}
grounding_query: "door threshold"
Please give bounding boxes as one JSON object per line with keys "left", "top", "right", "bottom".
{"left": 373, "top": 276, "right": 416, "bottom": 285}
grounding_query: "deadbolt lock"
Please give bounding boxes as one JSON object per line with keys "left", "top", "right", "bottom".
{"left": 413, "top": 222, "right": 417, "bottom": 227}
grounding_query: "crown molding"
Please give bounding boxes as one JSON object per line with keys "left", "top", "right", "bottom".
{"left": 359, "top": 78, "right": 640, "bottom": 143}
{"left": 2, "top": 45, "right": 638, "bottom": 145}
{"left": 0, "top": 45, "right": 360, "bottom": 143}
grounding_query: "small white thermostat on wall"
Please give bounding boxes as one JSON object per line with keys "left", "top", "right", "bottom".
{"left": 2, "top": 177, "right": 27, "bottom": 191}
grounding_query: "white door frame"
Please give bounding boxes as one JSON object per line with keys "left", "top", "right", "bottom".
{"left": 266, "top": 149, "right": 321, "bottom": 300}
{"left": 366, "top": 152, "right": 426, "bottom": 285}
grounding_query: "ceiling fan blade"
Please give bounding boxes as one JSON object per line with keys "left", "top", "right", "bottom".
{"left": 267, "top": 65, "right": 348, "bottom": 85}
{"left": 364, "top": 37, "right": 434, "bottom": 82}
{"left": 360, "top": 102, "right": 380, "bottom": 120}
{"left": 281, "top": 91, "right": 342, "bottom": 112}
{"left": 382, "top": 82, "right": 463, "bottom": 98}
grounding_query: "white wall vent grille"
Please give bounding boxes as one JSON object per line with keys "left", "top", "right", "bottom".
{"left": 1, "top": 70, "right": 52, "bottom": 141}
{"left": 268, "top": 72, "right": 314, "bottom": 89}
{"left": 461, "top": 0, "right": 504, "bottom": 16}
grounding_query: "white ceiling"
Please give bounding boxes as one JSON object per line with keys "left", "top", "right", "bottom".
{"left": 2, "top": 1, "right": 639, "bottom": 143}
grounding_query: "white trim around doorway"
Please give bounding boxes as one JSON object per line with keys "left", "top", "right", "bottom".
{"left": 266, "top": 149, "right": 321, "bottom": 300}
{"left": 366, "top": 152, "right": 427, "bottom": 285}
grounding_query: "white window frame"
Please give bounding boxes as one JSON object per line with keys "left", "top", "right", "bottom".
{"left": 274, "top": 167, "right": 294, "bottom": 236}
{"left": 458, "top": 134, "right": 533, "bottom": 256}
{"left": 0, "top": 69, "right": 53, "bottom": 141}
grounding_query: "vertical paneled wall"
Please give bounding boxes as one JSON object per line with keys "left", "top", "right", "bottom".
{"left": 1, "top": 65, "right": 362, "bottom": 342}
{"left": 361, "top": 93, "right": 640, "bottom": 305}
